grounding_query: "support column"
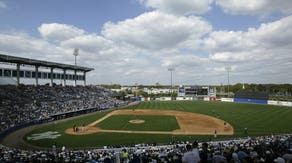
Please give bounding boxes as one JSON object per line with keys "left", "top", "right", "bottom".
{"left": 16, "top": 64, "right": 20, "bottom": 86}
{"left": 35, "top": 66, "right": 39, "bottom": 86}
{"left": 74, "top": 69, "right": 77, "bottom": 87}
{"left": 83, "top": 71, "right": 86, "bottom": 86}
{"left": 63, "top": 69, "right": 66, "bottom": 87}
{"left": 50, "top": 67, "right": 54, "bottom": 87}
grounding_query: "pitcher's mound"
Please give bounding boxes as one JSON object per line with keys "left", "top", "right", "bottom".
{"left": 129, "top": 119, "right": 145, "bottom": 124}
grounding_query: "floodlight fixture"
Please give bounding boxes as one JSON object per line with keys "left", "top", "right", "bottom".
{"left": 73, "top": 48, "right": 79, "bottom": 66}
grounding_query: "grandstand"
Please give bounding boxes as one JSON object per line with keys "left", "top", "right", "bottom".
{"left": 0, "top": 54, "right": 129, "bottom": 153}
{"left": 1, "top": 131, "right": 291, "bottom": 162}
{"left": 0, "top": 85, "right": 128, "bottom": 135}
{"left": 0, "top": 54, "right": 94, "bottom": 86}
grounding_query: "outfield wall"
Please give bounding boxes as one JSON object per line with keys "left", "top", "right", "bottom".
{"left": 176, "top": 97, "right": 194, "bottom": 101}
{"left": 221, "top": 98, "right": 234, "bottom": 102}
{"left": 234, "top": 98, "right": 268, "bottom": 104}
{"left": 145, "top": 96, "right": 291, "bottom": 107}
{"left": 268, "top": 100, "right": 292, "bottom": 107}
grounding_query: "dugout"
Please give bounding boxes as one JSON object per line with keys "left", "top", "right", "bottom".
{"left": 234, "top": 91, "right": 269, "bottom": 104}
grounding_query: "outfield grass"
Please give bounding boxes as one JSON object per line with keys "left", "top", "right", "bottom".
{"left": 25, "top": 101, "right": 292, "bottom": 148}
{"left": 97, "top": 115, "right": 179, "bottom": 131}
{"left": 128, "top": 101, "right": 292, "bottom": 136}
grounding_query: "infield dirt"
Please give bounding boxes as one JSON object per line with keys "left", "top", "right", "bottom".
{"left": 65, "top": 109, "right": 234, "bottom": 135}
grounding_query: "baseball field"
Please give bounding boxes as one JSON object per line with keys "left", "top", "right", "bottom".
{"left": 3, "top": 101, "right": 292, "bottom": 149}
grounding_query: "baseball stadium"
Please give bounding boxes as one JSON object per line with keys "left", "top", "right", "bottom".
{"left": 1, "top": 1, "right": 292, "bottom": 162}
{"left": 0, "top": 54, "right": 292, "bottom": 162}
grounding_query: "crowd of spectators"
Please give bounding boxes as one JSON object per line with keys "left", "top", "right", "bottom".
{"left": 0, "top": 134, "right": 291, "bottom": 162}
{"left": 0, "top": 85, "right": 128, "bottom": 132}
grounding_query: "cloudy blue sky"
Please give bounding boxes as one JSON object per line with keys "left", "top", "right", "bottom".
{"left": 1, "top": 0, "right": 292, "bottom": 85}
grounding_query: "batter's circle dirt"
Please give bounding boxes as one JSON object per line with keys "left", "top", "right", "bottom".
{"left": 129, "top": 119, "right": 145, "bottom": 124}
{"left": 65, "top": 109, "right": 234, "bottom": 135}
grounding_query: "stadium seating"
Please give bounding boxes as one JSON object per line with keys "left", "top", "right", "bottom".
{"left": 0, "top": 135, "right": 291, "bottom": 162}
{"left": 0, "top": 85, "right": 128, "bottom": 133}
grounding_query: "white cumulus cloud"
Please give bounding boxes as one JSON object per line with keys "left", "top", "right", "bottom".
{"left": 247, "top": 15, "right": 292, "bottom": 48}
{"left": 1, "top": 10, "right": 292, "bottom": 84}
{"left": 209, "top": 52, "right": 253, "bottom": 63}
{"left": 0, "top": 32, "right": 66, "bottom": 60}
{"left": 161, "top": 54, "right": 208, "bottom": 68}
{"left": 216, "top": 0, "right": 292, "bottom": 16}
{"left": 204, "top": 15, "right": 292, "bottom": 83}
{"left": 60, "top": 34, "right": 113, "bottom": 53}
{"left": 38, "top": 23, "right": 85, "bottom": 42}
{"left": 102, "top": 11, "right": 211, "bottom": 50}
{"left": 140, "top": 0, "right": 213, "bottom": 15}
{"left": 206, "top": 15, "right": 292, "bottom": 63}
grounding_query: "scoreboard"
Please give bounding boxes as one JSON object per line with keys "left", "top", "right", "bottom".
{"left": 178, "top": 86, "right": 216, "bottom": 97}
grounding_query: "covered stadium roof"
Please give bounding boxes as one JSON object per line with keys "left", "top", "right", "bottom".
{"left": 0, "top": 53, "right": 94, "bottom": 72}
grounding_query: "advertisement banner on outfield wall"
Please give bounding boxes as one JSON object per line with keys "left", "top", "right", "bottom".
{"left": 176, "top": 97, "right": 185, "bottom": 101}
{"left": 221, "top": 98, "right": 234, "bottom": 102}
{"left": 268, "top": 100, "right": 292, "bottom": 107}
{"left": 176, "top": 97, "right": 193, "bottom": 101}
{"left": 158, "top": 97, "right": 172, "bottom": 101}
{"left": 268, "top": 100, "right": 279, "bottom": 105}
{"left": 278, "top": 101, "right": 292, "bottom": 107}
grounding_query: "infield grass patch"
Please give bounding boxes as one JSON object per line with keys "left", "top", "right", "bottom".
{"left": 96, "top": 115, "right": 179, "bottom": 131}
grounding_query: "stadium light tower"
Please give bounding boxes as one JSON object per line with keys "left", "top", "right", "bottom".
{"left": 73, "top": 48, "right": 79, "bottom": 86}
{"left": 168, "top": 67, "right": 175, "bottom": 100}
{"left": 73, "top": 48, "right": 79, "bottom": 66}
{"left": 225, "top": 66, "right": 231, "bottom": 97}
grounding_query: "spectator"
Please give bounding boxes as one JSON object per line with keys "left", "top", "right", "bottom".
{"left": 192, "top": 141, "right": 201, "bottom": 162}
{"left": 182, "top": 144, "right": 199, "bottom": 163}
{"left": 212, "top": 150, "right": 227, "bottom": 163}
{"left": 0, "top": 134, "right": 291, "bottom": 162}
{"left": 121, "top": 148, "right": 129, "bottom": 163}
{"left": 200, "top": 142, "right": 211, "bottom": 163}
